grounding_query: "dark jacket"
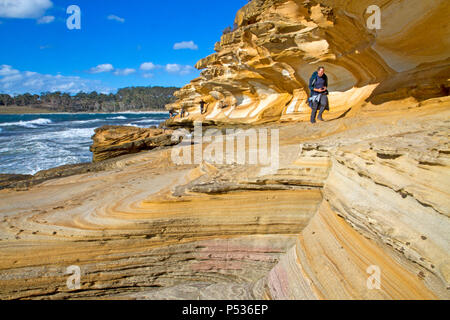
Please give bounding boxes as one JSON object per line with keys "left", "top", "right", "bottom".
{"left": 309, "top": 71, "right": 328, "bottom": 96}
{"left": 308, "top": 71, "right": 329, "bottom": 111}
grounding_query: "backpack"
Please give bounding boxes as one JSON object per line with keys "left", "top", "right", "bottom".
{"left": 309, "top": 72, "right": 328, "bottom": 96}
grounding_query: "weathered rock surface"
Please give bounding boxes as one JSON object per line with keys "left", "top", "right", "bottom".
{"left": 0, "top": 0, "right": 449, "bottom": 300}
{"left": 90, "top": 126, "right": 180, "bottom": 162}
{"left": 166, "top": 0, "right": 449, "bottom": 125}
{"left": 0, "top": 146, "right": 322, "bottom": 299}
{"left": 0, "top": 174, "right": 33, "bottom": 190}
{"left": 0, "top": 155, "right": 156, "bottom": 191}
{"left": 0, "top": 99, "right": 448, "bottom": 299}
{"left": 265, "top": 121, "right": 450, "bottom": 299}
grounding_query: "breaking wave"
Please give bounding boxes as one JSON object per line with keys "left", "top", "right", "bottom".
{"left": 0, "top": 118, "right": 53, "bottom": 128}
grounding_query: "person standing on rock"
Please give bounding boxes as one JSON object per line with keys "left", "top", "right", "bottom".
{"left": 199, "top": 100, "right": 207, "bottom": 114}
{"left": 308, "top": 66, "right": 329, "bottom": 123}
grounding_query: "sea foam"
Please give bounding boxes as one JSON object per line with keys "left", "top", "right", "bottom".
{"left": 107, "top": 116, "right": 127, "bottom": 120}
{"left": 0, "top": 118, "right": 53, "bottom": 128}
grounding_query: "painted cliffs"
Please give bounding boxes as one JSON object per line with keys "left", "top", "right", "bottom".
{"left": 165, "top": 0, "right": 449, "bottom": 125}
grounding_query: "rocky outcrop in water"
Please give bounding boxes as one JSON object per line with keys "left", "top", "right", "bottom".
{"left": 90, "top": 126, "right": 180, "bottom": 162}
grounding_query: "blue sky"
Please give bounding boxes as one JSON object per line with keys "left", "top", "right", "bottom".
{"left": 0, "top": 0, "right": 248, "bottom": 95}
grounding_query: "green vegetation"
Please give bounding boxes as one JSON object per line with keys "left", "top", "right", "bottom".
{"left": 0, "top": 86, "right": 179, "bottom": 113}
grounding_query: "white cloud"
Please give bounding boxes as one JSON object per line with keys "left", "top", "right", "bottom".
{"left": 165, "top": 64, "right": 195, "bottom": 75}
{"left": 140, "top": 62, "right": 196, "bottom": 75}
{"left": 49, "top": 81, "right": 76, "bottom": 92}
{"left": 0, "top": 65, "right": 112, "bottom": 94}
{"left": 1, "top": 73, "right": 23, "bottom": 85}
{"left": 37, "top": 15, "right": 54, "bottom": 24}
{"left": 89, "top": 64, "right": 114, "bottom": 74}
{"left": 0, "top": 65, "right": 19, "bottom": 76}
{"left": 0, "top": 0, "right": 53, "bottom": 19}
{"left": 140, "top": 62, "right": 158, "bottom": 71}
{"left": 173, "top": 41, "right": 198, "bottom": 50}
{"left": 113, "top": 68, "right": 136, "bottom": 76}
{"left": 179, "top": 65, "right": 196, "bottom": 75}
{"left": 107, "top": 14, "right": 125, "bottom": 23}
{"left": 89, "top": 64, "right": 139, "bottom": 76}
{"left": 165, "top": 64, "right": 181, "bottom": 73}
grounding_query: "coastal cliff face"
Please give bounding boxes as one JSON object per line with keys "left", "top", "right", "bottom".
{"left": 166, "top": 0, "right": 449, "bottom": 124}
{"left": 0, "top": 0, "right": 449, "bottom": 300}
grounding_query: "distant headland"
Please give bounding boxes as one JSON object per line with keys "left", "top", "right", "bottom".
{"left": 0, "top": 86, "right": 179, "bottom": 114}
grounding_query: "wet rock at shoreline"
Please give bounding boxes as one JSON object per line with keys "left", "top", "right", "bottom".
{"left": 0, "top": 174, "right": 33, "bottom": 190}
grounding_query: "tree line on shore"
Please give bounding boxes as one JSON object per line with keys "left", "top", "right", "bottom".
{"left": 0, "top": 86, "right": 179, "bottom": 112}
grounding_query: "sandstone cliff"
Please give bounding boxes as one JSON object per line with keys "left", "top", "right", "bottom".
{"left": 0, "top": 0, "right": 448, "bottom": 300}
{"left": 166, "top": 0, "right": 449, "bottom": 125}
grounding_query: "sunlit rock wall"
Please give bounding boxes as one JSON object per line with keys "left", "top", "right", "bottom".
{"left": 263, "top": 120, "right": 450, "bottom": 299}
{"left": 166, "top": 0, "right": 449, "bottom": 124}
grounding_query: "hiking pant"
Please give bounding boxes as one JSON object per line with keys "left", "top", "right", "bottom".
{"left": 310, "top": 95, "right": 328, "bottom": 123}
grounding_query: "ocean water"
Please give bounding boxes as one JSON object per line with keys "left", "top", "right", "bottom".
{"left": 0, "top": 112, "right": 169, "bottom": 175}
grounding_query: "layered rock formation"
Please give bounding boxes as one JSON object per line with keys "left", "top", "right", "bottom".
{"left": 90, "top": 126, "right": 180, "bottom": 162}
{"left": 0, "top": 143, "right": 323, "bottom": 299}
{"left": 166, "top": 0, "right": 449, "bottom": 124}
{"left": 0, "top": 0, "right": 449, "bottom": 300}
{"left": 0, "top": 98, "right": 448, "bottom": 299}
{"left": 265, "top": 110, "right": 450, "bottom": 299}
